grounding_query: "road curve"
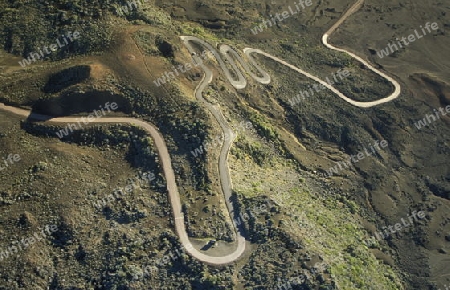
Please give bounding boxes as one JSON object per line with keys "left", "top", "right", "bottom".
{"left": 183, "top": 1, "right": 400, "bottom": 108}
{"left": 180, "top": 36, "right": 250, "bottom": 264}
{"left": 322, "top": 0, "right": 401, "bottom": 107}
{"left": 0, "top": 0, "right": 402, "bottom": 267}
{"left": 0, "top": 103, "right": 244, "bottom": 265}
{"left": 174, "top": 0, "right": 402, "bottom": 263}
{"left": 238, "top": 0, "right": 401, "bottom": 108}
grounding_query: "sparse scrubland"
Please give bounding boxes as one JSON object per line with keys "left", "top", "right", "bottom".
{"left": 0, "top": 0, "right": 448, "bottom": 289}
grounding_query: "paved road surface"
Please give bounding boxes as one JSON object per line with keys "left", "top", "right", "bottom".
{"left": 0, "top": 0, "right": 401, "bottom": 267}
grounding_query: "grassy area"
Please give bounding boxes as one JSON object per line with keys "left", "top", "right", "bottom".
{"left": 229, "top": 128, "right": 404, "bottom": 290}
{"left": 179, "top": 23, "right": 222, "bottom": 43}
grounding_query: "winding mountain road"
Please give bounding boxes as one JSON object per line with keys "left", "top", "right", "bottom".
{"left": 322, "top": 0, "right": 401, "bottom": 107}
{"left": 0, "top": 103, "right": 242, "bottom": 265}
{"left": 0, "top": 0, "right": 401, "bottom": 266}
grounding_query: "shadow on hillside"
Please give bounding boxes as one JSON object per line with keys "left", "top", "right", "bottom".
{"left": 29, "top": 90, "right": 132, "bottom": 119}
